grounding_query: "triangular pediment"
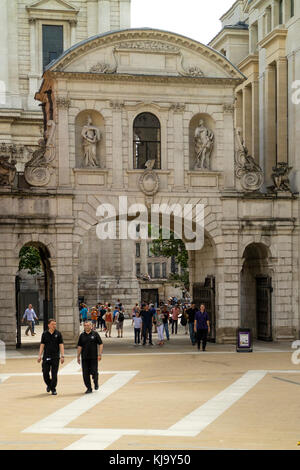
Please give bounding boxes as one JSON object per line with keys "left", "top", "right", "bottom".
{"left": 27, "top": 0, "right": 78, "bottom": 12}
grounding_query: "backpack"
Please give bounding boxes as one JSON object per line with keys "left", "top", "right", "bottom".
{"left": 181, "top": 314, "right": 187, "bottom": 326}
{"left": 118, "top": 312, "right": 124, "bottom": 322}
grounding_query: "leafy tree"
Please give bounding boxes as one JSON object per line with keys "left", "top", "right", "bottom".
{"left": 19, "top": 246, "right": 42, "bottom": 276}
{"left": 150, "top": 228, "right": 189, "bottom": 287}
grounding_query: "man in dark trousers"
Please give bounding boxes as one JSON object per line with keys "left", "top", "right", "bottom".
{"left": 77, "top": 320, "right": 103, "bottom": 394}
{"left": 140, "top": 303, "right": 154, "bottom": 346}
{"left": 38, "top": 318, "right": 65, "bottom": 395}
{"left": 194, "top": 304, "right": 210, "bottom": 351}
{"left": 186, "top": 302, "right": 197, "bottom": 346}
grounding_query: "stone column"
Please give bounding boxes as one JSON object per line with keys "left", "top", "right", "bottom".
{"left": 55, "top": 232, "right": 79, "bottom": 346}
{"left": 172, "top": 109, "right": 185, "bottom": 190}
{"left": 235, "top": 90, "right": 243, "bottom": 131}
{"left": 57, "top": 95, "right": 71, "bottom": 187}
{"left": 0, "top": 226, "right": 18, "bottom": 348}
{"left": 276, "top": 57, "right": 288, "bottom": 163}
{"left": 28, "top": 18, "right": 39, "bottom": 109}
{"left": 272, "top": 0, "right": 279, "bottom": 28}
{"left": 223, "top": 105, "right": 235, "bottom": 189}
{"left": 98, "top": 0, "right": 111, "bottom": 33}
{"left": 243, "top": 85, "right": 252, "bottom": 155}
{"left": 264, "top": 64, "right": 277, "bottom": 186}
{"left": 0, "top": 0, "right": 8, "bottom": 107}
{"left": 120, "top": 0, "right": 131, "bottom": 29}
{"left": 7, "top": 0, "right": 20, "bottom": 109}
{"left": 140, "top": 240, "right": 148, "bottom": 276}
{"left": 252, "top": 80, "right": 259, "bottom": 163}
{"left": 111, "top": 102, "right": 124, "bottom": 189}
{"left": 87, "top": 0, "right": 98, "bottom": 36}
{"left": 70, "top": 20, "right": 77, "bottom": 46}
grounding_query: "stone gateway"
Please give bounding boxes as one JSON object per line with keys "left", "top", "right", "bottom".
{"left": 0, "top": 0, "right": 299, "bottom": 348}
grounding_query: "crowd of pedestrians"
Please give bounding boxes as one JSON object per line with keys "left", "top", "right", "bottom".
{"left": 78, "top": 298, "right": 210, "bottom": 350}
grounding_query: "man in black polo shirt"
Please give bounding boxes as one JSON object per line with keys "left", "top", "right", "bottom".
{"left": 77, "top": 321, "right": 103, "bottom": 394}
{"left": 38, "top": 318, "right": 64, "bottom": 395}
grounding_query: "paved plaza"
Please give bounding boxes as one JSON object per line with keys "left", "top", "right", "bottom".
{"left": 0, "top": 320, "right": 299, "bottom": 451}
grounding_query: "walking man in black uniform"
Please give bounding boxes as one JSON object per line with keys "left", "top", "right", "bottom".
{"left": 77, "top": 320, "right": 103, "bottom": 394}
{"left": 38, "top": 319, "right": 64, "bottom": 395}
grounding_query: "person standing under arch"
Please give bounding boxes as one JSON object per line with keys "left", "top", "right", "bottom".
{"left": 194, "top": 304, "right": 210, "bottom": 351}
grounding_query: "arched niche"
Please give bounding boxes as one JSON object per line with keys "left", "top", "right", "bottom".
{"left": 189, "top": 113, "right": 216, "bottom": 171}
{"left": 75, "top": 110, "right": 105, "bottom": 168}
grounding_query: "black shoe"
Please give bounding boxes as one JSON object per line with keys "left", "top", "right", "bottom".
{"left": 51, "top": 390, "right": 57, "bottom": 395}
{"left": 94, "top": 384, "right": 99, "bottom": 391}
{"left": 149, "top": 342, "right": 153, "bottom": 346}
{"left": 46, "top": 386, "right": 51, "bottom": 393}
{"left": 85, "top": 389, "right": 93, "bottom": 394}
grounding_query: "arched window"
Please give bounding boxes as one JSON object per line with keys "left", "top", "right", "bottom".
{"left": 133, "top": 113, "right": 161, "bottom": 169}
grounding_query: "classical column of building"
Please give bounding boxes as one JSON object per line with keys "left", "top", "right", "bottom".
{"left": 173, "top": 109, "right": 185, "bottom": 190}
{"left": 264, "top": 64, "right": 277, "bottom": 185}
{"left": 276, "top": 57, "right": 288, "bottom": 163}
{"left": 57, "top": 95, "right": 71, "bottom": 187}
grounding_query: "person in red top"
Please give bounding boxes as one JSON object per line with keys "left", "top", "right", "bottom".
{"left": 103, "top": 308, "right": 113, "bottom": 337}
{"left": 171, "top": 304, "right": 181, "bottom": 335}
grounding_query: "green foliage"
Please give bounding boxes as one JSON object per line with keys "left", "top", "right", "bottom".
{"left": 19, "top": 246, "right": 42, "bottom": 276}
{"left": 150, "top": 227, "right": 189, "bottom": 287}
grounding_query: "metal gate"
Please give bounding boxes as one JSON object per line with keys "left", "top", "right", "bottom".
{"left": 256, "top": 275, "right": 273, "bottom": 341}
{"left": 141, "top": 289, "right": 159, "bottom": 308}
{"left": 15, "top": 276, "right": 21, "bottom": 349}
{"left": 193, "top": 276, "right": 216, "bottom": 342}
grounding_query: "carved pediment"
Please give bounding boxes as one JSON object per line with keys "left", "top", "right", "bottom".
{"left": 44, "top": 29, "right": 245, "bottom": 82}
{"left": 27, "top": 0, "right": 78, "bottom": 11}
{"left": 26, "top": 0, "right": 79, "bottom": 21}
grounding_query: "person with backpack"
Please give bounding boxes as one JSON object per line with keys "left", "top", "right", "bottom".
{"left": 116, "top": 308, "right": 125, "bottom": 338}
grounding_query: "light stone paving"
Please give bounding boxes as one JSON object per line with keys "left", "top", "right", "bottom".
{"left": 0, "top": 329, "right": 300, "bottom": 450}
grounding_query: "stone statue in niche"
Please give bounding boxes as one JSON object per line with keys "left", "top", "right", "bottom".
{"left": 194, "top": 119, "right": 214, "bottom": 170}
{"left": 81, "top": 116, "right": 101, "bottom": 167}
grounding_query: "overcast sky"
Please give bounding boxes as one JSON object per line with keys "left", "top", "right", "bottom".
{"left": 131, "top": 0, "right": 235, "bottom": 45}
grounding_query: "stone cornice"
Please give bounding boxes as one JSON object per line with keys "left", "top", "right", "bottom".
{"left": 44, "top": 70, "right": 243, "bottom": 87}
{"left": 258, "top": 28, "right": 288, "bottom": 50}
{"left": 45, "top": 29, "right": 245, "bottom": 81}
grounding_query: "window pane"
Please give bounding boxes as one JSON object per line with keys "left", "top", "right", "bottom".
{"left": 133, "top": 113, "right": 161, "bottom": 169}
{"left": 148, "top": 263, "right": 152, "bottom": 278}
{"left": 154, "top": 263, "right": 160, "bottom": 278}
{"left": 136, "top": 263, "right": 141, "bottom": 276}
{"left": 147, "top": 242, "right": 153, "bottom": 257}
{"left": 162, "top": 262, "right": 167, "bottom": 278}
{"left": 136, "top": 243, "right": 140, "bottom": 258}
{"left": 42, "top": 25, "right": 64, "bottom": 70}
